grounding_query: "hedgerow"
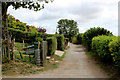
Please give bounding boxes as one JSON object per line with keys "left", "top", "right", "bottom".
{"left": 46, "top": 37, "right": 57, "bottom": 56}
{"left": 92, "top": 35, "right": 117, "bottom": 62}
{"left": 83, "top": 27, "right": 113, "bottom": 51}
{"left": 55, "top": 34, "right": 64, "bottom": 51}
{"left": 76, "top": 33, "right": 83, "bottom": 44}
{"left": 109, "top": 37, "right": 120, "bottom": 67}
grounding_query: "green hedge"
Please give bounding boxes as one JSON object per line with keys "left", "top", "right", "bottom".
{"left": 76, "top": 33, "right": 83, "bottom": 44}
{"left": 46, "top": 37, "right": 57, "bottom": 56}
{"left": 83, "top": 27, "right": 113, "bottom": 51}
{"left": 109, "top": 37, "right": 120, "bottom": 64}
{"left": 55, "top": 34, "right": 64, "bottom": 51}
{"left": 9, "top": 28, "right": 55, "bottom": 43}
{"left": 92, "top": 35, "right": 117, "bottom": 62}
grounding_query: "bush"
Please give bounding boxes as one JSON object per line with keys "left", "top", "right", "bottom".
{"left": 76, "top": 33, "right": 83, "bottom": 44}
{"left": 55, "top": 35, "right": 64, "bottom": 51}
{"left": 9, "top": 28, "right": 25, "bottom": 42}
{"left": 83, "top": 27, "right": 113, "bottom": 51}
{"left": 72, "top": 37, "right": 78, "bottom": 44}
{"left": 9, "top": 28, "right": 54, "bottom": 43}
{"left": 46, "top": 37, "right": 57, "bottom": 56}
{"left": 92, "top": 35, "right": 117, "bottom": 62}
{"left": 109, "top": 37, "right": 120, "bottom": 64}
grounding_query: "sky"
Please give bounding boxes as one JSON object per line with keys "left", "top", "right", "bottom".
{"left": 8, "top": 0, "right": 119, "bottom": 36}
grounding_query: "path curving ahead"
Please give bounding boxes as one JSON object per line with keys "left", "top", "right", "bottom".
{"left": 18, "top": 43, "right": 108, "bottom": 78}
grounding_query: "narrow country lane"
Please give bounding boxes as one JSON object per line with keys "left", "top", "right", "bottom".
{"left": 18, "top": 43, "right": 108, "bottom": 78}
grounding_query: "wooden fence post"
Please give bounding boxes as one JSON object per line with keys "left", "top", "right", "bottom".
{"left": 23, "top": 40, "right": 24, "bottom": 48}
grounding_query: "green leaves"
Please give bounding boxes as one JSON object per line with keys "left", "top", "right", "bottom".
{"left": 57, "top": 19, "right": 79, "bottom": 40}
{"left": 46, "top": 37, "right": 57, "bottom": 56}
{"left": 82, "top": 27, "right": 113, "bottom": 51}
{"left": 92, "top": 35, "right": 118, "bottom": 62}
{"left": 55, "top": 34, "right": 64, "bottom": 51}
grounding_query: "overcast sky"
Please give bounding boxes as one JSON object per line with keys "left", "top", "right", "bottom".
{"left": 8, "top": 0, "right": 119, "bottom": 36}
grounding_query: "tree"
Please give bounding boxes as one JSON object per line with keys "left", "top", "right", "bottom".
{"left": 57, "top": 19, "right": 79, "bottom": 40}
{"left": 2, "top": 0, "right": 53, "bottom": 61}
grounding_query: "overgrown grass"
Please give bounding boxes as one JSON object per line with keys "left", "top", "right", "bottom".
{"left": 15, "top": 42, "right": 30, "bottom": 51}
{"left": 2, "top": 51, "right": 66, "bottom": 77}
{"left": 86, "top": 51, "right": 120, "bottom": 80}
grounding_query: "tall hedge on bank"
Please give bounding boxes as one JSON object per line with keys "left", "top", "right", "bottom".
{"left": 55, "top": 34, "right": 64, "bottom": 51}
{"left": 46, "top": 37, "right": 57, "bottom": 56}
{"left": 83, "top": 27, "right": 113, "bottom": 51}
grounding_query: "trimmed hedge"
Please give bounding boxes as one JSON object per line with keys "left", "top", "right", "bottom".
{"left": 92, "top": 35, "right": 117, "bottom": 62}
{"left": 46, "top": 37, "right": 57, "bottom": 56}
{"left": 83, "top": 27, "right": 113, "bottom": 51}
{"left": 55, "top": 34, "right": 64, "bottom": 51}
{"left": 109, "top": 37, "right": 120, "bottom": 63}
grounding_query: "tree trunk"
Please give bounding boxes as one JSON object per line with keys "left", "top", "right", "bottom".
{"left": 5, "top": 13, "right": 10, "bottom": 61}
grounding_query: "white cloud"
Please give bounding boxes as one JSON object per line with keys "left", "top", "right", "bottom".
{"left": 7, "top": 0, "right": 119, "bottom": 36}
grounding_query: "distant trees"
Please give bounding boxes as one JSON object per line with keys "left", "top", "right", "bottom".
{"left": 57, "top": 19, "right": 79, "bottom": 40}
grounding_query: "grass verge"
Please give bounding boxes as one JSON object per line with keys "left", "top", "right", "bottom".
{"left": 2, "top": 51, "right": 66, "bottom": 77}
{"left": 86, "top": 51, "right": 120, "bottom": 80}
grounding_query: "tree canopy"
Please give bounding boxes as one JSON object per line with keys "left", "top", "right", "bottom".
{"left": 57, "top": 19, "right": 79, "bottom": 40}
{"left": 2, "top": 0, "right": 53, "bottom": 17}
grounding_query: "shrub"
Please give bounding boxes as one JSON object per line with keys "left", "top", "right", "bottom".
{"left": 55, "top": 34, "right": 64, "bottom": 51}
{"left": 46, "top": 37, "right": 57, "bottom": 56}
{"left": 109, "top": 37, "right": 120, "bottom": 64}
{"left": 72, "top": 37, "right": 78, "bottom": 44}
{"left": 9, "top": 28, "right": 25, "bottom": 42}
{"left": 83, "top": 27, "right": 113, "bottom": 51}
{"left": 92, "top": 35, "right": 117, "bottom": 62}
{"left": 76, "top": 33, "right": 83, "bottom": 44}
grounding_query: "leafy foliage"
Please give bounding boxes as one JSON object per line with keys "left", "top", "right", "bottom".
{"left": 55, "top": 34, "right": 64, "bottom": 51}
{"left": 57, "top": 19, "right": 79, "bottom": 40}
{"left": 71, "top": 37, "right": 78, "bottom": 44}
{"left": 46, "top": 37, "right": 57, "bottom": 56}
{"left": 72, "top": 33, "right": 83, "bottom": 44}
{"left": 109, "top": 37, "right": 120, "bottom": 64}
{"left": 92, "top": 35, "right": 117, "bottom": 62}
{"left": 83, "top": 27, "right": 113, "bottom": 51}
{"left": 8, "top": 15, "right": 27, "bottom": 31}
